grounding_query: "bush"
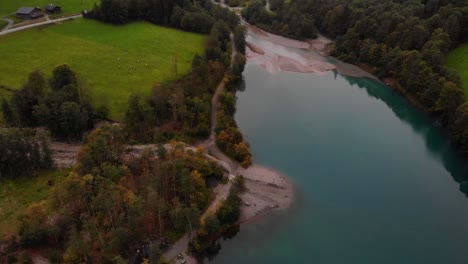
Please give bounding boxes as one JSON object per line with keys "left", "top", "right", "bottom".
{"left": 0, "top": 128, "right": 53, "bottom": 178}
{"left": 20, "top": 227, "right": 48, "bottom": 248}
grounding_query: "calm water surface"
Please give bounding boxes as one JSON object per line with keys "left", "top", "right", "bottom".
{"left": 207, "top": 64, "right": 468, "bottom": 264}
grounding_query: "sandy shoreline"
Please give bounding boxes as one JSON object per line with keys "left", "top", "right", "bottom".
{"left": 238, "top": 165, "right": 294, "bottom": 223}
{"left": 333, "top": 59, "right": 379, "bottom": 80}
{"left": 245, "top": 23, "right": 379, "bottom": 80}
{"left": 197, "top": 138, "right": 295, "bottom": 224}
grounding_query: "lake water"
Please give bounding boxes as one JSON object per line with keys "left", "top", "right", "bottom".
{"left": 207, "top": 64, "right": 468, "bottom": 264}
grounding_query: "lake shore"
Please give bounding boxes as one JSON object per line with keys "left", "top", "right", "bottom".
{"left": 238, "top": 165, "right": 294, "bottom": 223}
{"left": 198, "top": 137, "right": 295, "bottom": 225}
{"left": 244, "top": 23, "right": 379, "bottom": 80}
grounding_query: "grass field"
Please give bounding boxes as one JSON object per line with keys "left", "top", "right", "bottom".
{"left": 447, "top": 44, "right": 468, "bottom": 97}
{"left": 0, "top": 19, "right": 7, "bottom": 30}
{"left": 0, "top": 0, "right": 96, "bottom": 17}
{"left": 0, "top": 169, "right": 70, "bottom": 236}
{"left": 0, "top": 19, "right": 206, "bottom": 119}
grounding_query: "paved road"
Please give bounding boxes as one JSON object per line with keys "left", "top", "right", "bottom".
{"left": 0, "top": 18, "right": 14, "bottom": 31}
{"left": 0, "top": 14, "right": 82, "bottom": 36}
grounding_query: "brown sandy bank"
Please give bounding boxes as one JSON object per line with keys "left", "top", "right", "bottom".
{"left": 238, "top": 165, "right": 294, "bottom": 223}
{"left": 245, "top": 23, "right": 381, "bottom": 80}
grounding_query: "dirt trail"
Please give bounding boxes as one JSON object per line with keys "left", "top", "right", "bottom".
{"left": 198, "top": 33, "right": 239, "bottom": 176}
{"left": 50, "top": 142, "right": 80, "bottom": 168}
{"left": 0, "top": 14, "right": 82, "bottom": 37}
{"left": 164, "top": 233, "right": 197, "bottom": 264}
{"left": 265, "top": 0, "right": 272, "bottom": 13}
{"left": 0, "top": 18, "right": 13, "bottom": 31}
{"left": 161, "top": 32, "right": 239, "bottom": 263}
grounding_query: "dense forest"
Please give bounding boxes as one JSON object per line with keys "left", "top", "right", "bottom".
{"left": 190, "top": 175, "right": 246, "bottom": 256}
{"left": 84, "top": 0, "right": 240, "bottom": 34}
{"left": 243, "top": 0, "right": 468, "bottom": 155}
{"left": 1, "top": 125, "right": 224, "bottom": 262}
{"left": 1, "top": 0, "right": 249, "bottom": 262}
{"left": 0, "top": 125, "right": 243, "bottom": 263}
{"left": 1, "top": 66, "right": 106, "bottom": 141}
{"left": 0, "top": 128, "right": 52, "bottom": 177}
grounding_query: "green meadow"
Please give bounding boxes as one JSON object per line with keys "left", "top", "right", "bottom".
{"left": 447, "top": 44, "right": 468, "bottom": 97}
{"left": 0, "top": 19, "right": 206, "bottom": 119}
{"left": 0, "top": 169, "right": 70, "bottom": 236}
{"left": 0, "top": 19, "right": 7, "bottom": 30}
{"left": 0, "top": 0, "right": 96, "bottom": 17}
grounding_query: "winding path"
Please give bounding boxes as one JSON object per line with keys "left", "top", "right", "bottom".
{"left": 0, "top": 18, "right": 14, "bottom": 31}
{"left": 163, "top": 233, "right": 197, "bottom": 264}
{"left": 162, "top": 32, "right": 240, "bottom": 263}
{"left": 0, "top": 14, "right": 82, "bottom": 37}
{"left": 199, "top": 32, "right": 239, "bottom": 173}
{"left": 265, "top": 0, "right": 272, "bottom": 13}
{"left": 197, "top": 33, "right": 240, "bottom": 218}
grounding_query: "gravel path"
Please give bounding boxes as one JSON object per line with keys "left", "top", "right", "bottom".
{"left": 0, "top": 14, "right": 82, "bottom": 37}
{"left": 164, "top": 233, "right": 197, "bottom": 264}
{"left": 0, "top": 18, "right": 13, "bottom": 31}
{"left": 266, "top": 0, "right": 272, "bottom": 13}
{"left": 162, "top": 31, "right": 239, "bottom": 264}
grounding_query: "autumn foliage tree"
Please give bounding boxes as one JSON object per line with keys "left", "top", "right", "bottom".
{"left": 215, "top": 92, "right": 252, "bottom": 168}
{"left": 16, "top": 124, "right": 224, "bottom": 263}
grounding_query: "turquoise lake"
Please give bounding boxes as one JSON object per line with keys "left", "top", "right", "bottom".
{"left": 207, "top": 64, "right": 468, "bottom": 264}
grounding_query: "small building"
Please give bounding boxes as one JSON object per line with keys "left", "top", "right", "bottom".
{"left": 16, "top": 7, "right": 43, "bottom": 20}
{"left": 44, "top": 4, "right": 62, "bottom": 14}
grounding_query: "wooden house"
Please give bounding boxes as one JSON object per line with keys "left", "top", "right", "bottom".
{"left": 44, "top": 4, "right": 62, "bottom": 14}
{"left": 16, "top": 7, "right": 43, "bottom": 20}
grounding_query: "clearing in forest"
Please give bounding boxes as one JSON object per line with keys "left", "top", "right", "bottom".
{"left": 0, "top": 169, "right": 70, "bottom": 236}
{"left": 0, "top": 19, "right": 206, "bottom": 119}
{"left": 447, "top": 44, "right": 468, "bottom": 98}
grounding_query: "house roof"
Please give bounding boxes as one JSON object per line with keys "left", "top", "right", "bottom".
{"left": 45, "top": 4, "right": 61, "bottom": 11}
{"left": 16, "top": 7, "right": 38, "bottom": 14}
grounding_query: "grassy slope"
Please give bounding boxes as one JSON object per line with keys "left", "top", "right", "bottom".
{"left": 0, "top": 88, "right": 12, "bottom": 123}
{"left": 0, "top": 19, "right": 205, "bottom": 119}
{"left": 0, "top": 169, "right": 70, "bottom": 236}
{"left": 447, "top": 44, "right": 468, "bottom": 97}
{"left": 0, "top": 19, "right": 7, "bottom": 30}
{"left": 0, "top": 0, "right": 96, "bottom": 17}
